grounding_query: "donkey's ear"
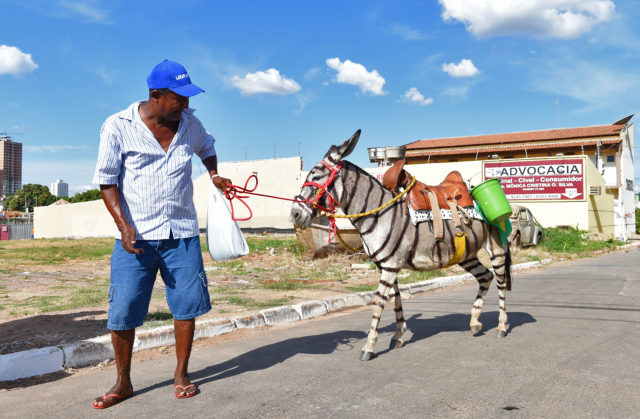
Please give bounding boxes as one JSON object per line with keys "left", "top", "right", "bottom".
{"left": 324, "top": 130, "right": 361, "bottom": 163}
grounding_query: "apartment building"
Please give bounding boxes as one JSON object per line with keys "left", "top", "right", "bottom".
{"left": 0, "top": 134, "right": 22, "bottom": 195}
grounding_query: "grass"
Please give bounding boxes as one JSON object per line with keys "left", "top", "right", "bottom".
{"left": 539, "top": 226, "right": 622, "bottom": 254}
{"left": 345, "top": 284, "right": 377, "bottom": 292}
{"left": 202, "top": 235, "right": 306, "bottom": 256}
{"left": 4, "top": 285, "right": 109, "bottom": 317}
{"left": 213, "top": 260, "right": 252, "bottom": 275}
{"left": 144, "top": 310, "right": 174, "bottom": 327}
{"left": 399, "top": 269, "right": 446, "bottom": 284}
{"left": 0, "top": 237, "right": 113, "bottom": 267}
{"left": 260, "top": 279, "right": 310, "bottom": 290}
{"left": 246, "top": 236, "right": 306, "bottom": 255}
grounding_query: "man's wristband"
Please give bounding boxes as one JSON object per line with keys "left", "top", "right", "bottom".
{"left": 211, "top": 174, "right": 220, "bottom": 180}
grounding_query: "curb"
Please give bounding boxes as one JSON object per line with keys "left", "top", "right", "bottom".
{"left": 0, "top": 255, "right": 587, "bottom": 382}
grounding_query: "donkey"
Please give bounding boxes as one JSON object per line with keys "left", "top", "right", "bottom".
{"left": 290, "top": 130, "right": 512, "bottom": 360}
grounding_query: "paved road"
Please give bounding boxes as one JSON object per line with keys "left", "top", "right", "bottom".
{"left": 2, "top": 249, "right": 640, "bottom": 418}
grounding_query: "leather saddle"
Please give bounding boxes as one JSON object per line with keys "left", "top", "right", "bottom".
{"left": 382, "top": 160, "right": 473, "bottom": 211}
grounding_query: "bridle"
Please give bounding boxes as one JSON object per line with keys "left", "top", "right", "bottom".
{"left": 299, "top": 160, "right": 343, "bottom": 215}
{"left": 298, "top": 159, "right": 416, "bottom": 247}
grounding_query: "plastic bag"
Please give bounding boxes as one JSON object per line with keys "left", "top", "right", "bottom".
{"left": 206, "top": 184, "right": 250, "bottom": 261}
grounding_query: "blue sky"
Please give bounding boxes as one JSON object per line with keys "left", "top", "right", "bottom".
{"left": 1, "top": 0, "right": 639, "bottom": 195}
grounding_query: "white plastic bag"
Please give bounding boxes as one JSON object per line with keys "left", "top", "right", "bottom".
{"left": 206, "top": 184, "right": 250, "bottom": 261}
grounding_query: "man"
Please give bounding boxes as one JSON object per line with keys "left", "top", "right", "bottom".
{"left": 92, "top": 60, "right": 231, "bottom": 409}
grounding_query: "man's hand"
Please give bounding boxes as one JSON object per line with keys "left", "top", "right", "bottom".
{"left": 212, "top": 175, "right": 232, "bottom": 191}
{"left": 118, "top": 222, "right": 143, "bottom": 255}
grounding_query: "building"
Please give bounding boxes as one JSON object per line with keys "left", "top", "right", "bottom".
{"left": 50, "top": 179, "right": 69, "bottom": 198}
{"left": 0, "top": 134, "right": 22, "bottom": 195}
{"left": 369, "top": 115, "right": 635, "bottom": 240}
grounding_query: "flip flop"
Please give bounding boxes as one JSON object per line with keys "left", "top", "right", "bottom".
{"left": 174, "top": 384, "right": 198, "bottom": 399}
{"left": 92, "top": 392, "right": 133, "bottom": 409}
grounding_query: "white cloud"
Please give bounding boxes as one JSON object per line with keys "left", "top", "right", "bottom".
{"left": 326, "top": 57, "right": 387, "bottom": 96}
{"left": 388, "top": 23, "right": 430, "bottom": 41}
{"left": 231, "top": 68, "right": 301, "bottom": 96}
{"left": 530, "top": 60, "right": 640, "bottom": 109}
{"left": 439, "top": 0, "right": 615, "bottom": 39}
{"left": 25, "top": 145, "right": 89, "bottom": 153}
{"left": 0, "top": 45, "right": 38, "bottom": 78}
{"left": 59, "top": 0, "right": 110, "bottom": 23}
{"left": 402, "top": 88, "right": 434, "bottom": 106}
{"left": 93, "top": 66, "right": 121, "bottom": 85}
{"left": 442, "top": 59, "right": 479, "bottom": 78}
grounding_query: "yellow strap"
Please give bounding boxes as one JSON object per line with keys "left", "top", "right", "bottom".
{"left": 321, "top": 177, "right": 416, "bottom": 219}
{"left": 445, "top": 231, "right": 466, "bottom": 267}
{"left": 335, "top": 228, "right": 362, "bottom": 252}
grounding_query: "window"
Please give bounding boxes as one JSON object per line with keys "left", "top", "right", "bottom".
{"left": 606, "top": 155, "right": 615, "bottom": 163}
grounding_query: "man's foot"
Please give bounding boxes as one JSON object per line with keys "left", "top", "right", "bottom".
{"left": 174, "top": 383, "right": 198, "bottom": 399}
{"left": 92, "top": 383, "right": 133, "bottom": 409}
{"left": 174, "top": 375, "right": 197, "bottom": 399}
{"left": 92, "top": 391, "right": 133, "bottom": 409}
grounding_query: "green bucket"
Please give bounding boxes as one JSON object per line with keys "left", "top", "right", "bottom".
{"left": 471, "top": 179, "right": 512, "bottom": 224}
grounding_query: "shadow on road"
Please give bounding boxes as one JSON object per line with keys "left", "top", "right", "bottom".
{"left": 134, "top": 310, "right": 536, "bottom": 396}
{"left": 374, "top": 310, "right": 537, "bottom": 357}
{"left": 134, "top": 328, "right": 368, "bottom": 396}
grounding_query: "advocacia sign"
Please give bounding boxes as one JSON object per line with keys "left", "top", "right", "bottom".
{"left": 482, "top": 157, "right": 586, "bottom": 201}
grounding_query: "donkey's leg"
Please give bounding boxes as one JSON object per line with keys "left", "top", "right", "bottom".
{"left": 489, "top": 242, "right": 510, "bottom": 337}
{"left": 389, "top": 281, "right": 407, "bottom": 350}
{"left": 459, "top": 257, "right": 494, "bottom": 335}
{"left": 361, "top": 269, "right": 397, "bottom": 361}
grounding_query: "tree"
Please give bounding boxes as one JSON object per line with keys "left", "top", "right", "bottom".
{"left": 6, "top": 184, "right": 57, "bottom": 211}
{"left": 69, "top": 189, "right": 102, "bottom": 203}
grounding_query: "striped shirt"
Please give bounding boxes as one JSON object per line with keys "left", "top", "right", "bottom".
{"left": 93, "top": 101, "right": 216, "bottom": 240}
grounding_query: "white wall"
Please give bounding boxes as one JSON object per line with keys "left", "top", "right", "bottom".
{"left": 620, "top": 124, "right": 636, "bottom": 237}
{"left": 194, "top": 157, "right": 303, "bottom": 230}
{"left": 35, "top": 157, "right": 303, "bottom": 238}
{"left": 34, "top": 200, "right": 116, "bottom": 238}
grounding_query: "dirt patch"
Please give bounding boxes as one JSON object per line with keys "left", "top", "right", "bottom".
{"left": 0, "top": 233, "right": 610, "bottom": 356}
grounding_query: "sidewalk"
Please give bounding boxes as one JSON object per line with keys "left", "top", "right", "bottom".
{"left": 0, "top": 256, "right": 576, "bottom": 382}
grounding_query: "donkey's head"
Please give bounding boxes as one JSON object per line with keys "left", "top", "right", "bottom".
{"left": 290, "top": 130, "right": 361, "bottom": 229}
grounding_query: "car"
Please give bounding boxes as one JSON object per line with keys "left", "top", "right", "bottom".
{"left": 508, "top": 205, "right": 543, "bottom": 252}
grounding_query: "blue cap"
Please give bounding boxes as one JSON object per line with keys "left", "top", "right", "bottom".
{"left": 147, "top": 60, "right": 204, "bottom": 97}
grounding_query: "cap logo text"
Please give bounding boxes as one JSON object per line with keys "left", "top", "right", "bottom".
{"left": 176, "top": 73, "right": 189, "bottom": 80}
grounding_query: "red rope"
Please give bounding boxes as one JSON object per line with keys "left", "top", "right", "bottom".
{"left": 223, "top": 162, "right": 342, "bottom": 244}
{"left": 223, "top": 174, "right": 311, "bottom": 221}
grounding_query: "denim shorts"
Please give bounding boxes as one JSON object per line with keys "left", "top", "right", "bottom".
{"left": 107, "top": 235, "right": 211, "bottom": 330}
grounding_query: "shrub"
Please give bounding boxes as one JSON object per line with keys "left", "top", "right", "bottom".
{"left": 539, "top": 226, "right": 621, "bottom": 254}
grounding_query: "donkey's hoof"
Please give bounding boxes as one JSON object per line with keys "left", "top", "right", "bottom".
{"left": 360, "top": 350, "right": 376, "bottom": 361}
{"left": 389, "top": 339, "right": 403, "bottom": 349}
{"left": 470, "top": 324, "right": 483, "bottom": 335}
{"left": 497, "top": 330, "right": 508, "bottom": 338}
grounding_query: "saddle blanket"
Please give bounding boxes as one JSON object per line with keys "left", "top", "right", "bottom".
{"left": 408, "top": 205, "right": 483, "bottom": 226}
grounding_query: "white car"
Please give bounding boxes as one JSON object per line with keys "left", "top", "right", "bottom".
{"left": 508, "top": 205, "right": 543, "bottom": 252}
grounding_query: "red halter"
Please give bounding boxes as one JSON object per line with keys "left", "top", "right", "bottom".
{"left": 300, "top": 160, "right": 342, "bottom": 212}
{"left": 300, "top": 160, "right": 343, "bottom": 241}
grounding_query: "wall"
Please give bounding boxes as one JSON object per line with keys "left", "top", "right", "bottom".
{"left": 585, "top": 157, "right": 614, "bottom": 236}
{"left": 34, "top": 157, "right": 303, "bottom": 238}
{"left": 193, "top": 157, "right": 303, "bottom": 230}
{"left": 34, "top": 200, "right": 116, "bottom": 238}
{"left": 364, "top": 157, "right": 612, "bottom": 235}
{"left": 619, "top": 123, "right": 636, "bottom": 237}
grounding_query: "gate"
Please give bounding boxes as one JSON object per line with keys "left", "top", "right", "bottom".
{"left": 0, "top": 223, "right": 33, "bottom": 240}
